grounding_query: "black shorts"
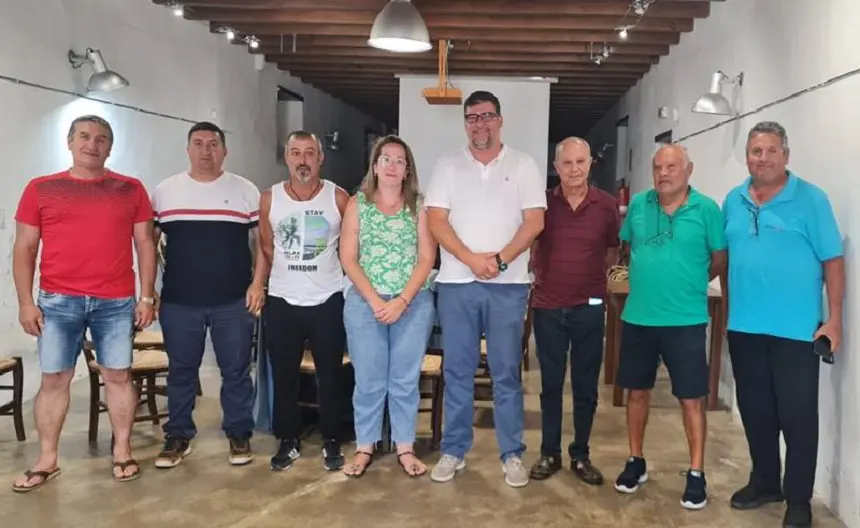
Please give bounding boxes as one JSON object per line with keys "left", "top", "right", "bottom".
{"left": 617, "top": 322, "right": 709, "bottom": 400}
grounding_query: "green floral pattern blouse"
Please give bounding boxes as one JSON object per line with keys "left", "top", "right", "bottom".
{"left": 357, "top": 192, "right": 425, "bottom": 295}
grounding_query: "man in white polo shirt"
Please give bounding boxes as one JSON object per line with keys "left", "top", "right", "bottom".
{"left": 425, "top": 90, "right": 546, "bottom": 487}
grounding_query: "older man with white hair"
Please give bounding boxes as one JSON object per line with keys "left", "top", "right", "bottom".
{"left": 613, "top": 144, "right": 726, "bottom": 511}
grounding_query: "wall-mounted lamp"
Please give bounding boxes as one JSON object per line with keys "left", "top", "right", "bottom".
{"left": 68, "top": 48, "right": 129, "bottom": 93}
{"left": 324, "top": 131, "right": 341, "bottom": 151}
{"left": 691, "top": 70, "right": 744, "bottom": 116}
{"left": 368, "top": 0, "right": 432, "bottom": 53}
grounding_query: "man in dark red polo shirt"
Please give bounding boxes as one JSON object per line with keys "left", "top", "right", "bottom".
{"left": 11, "top": 115, "right": 157, "bottom": 492}
{"left": 528, "top": 137, "right": 620, "bottom": 485}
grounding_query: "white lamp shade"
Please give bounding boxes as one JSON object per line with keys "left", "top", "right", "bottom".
{"left": 691, "top": 93, "right": 732, "bottom": 115}
{"left": 368, "top": 0, "right": 432, "bottom": 53}
{"left": 87, "top": 70, "right": 129, "bottom": 92}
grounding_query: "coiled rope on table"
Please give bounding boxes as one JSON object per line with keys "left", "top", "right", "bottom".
{"left": 607, "top": 264, "right": 629, "bottom": 282}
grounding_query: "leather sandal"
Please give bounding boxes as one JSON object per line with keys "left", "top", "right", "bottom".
{"left": 11, "top": 468, "right": 62, "bottom": 493}
{"left": 343, "top": 450, "right": 374, "bottom": 478}
{"left": 396, "top": 451, "right": 426, "bottom": 477}
{"left": 113, "top": 459, "right": 141, "bottom": 482}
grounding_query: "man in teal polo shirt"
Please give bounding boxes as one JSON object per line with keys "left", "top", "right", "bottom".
{"left": 613, "top": 144, "right": 726, "bottom": 512}
{"left": 723, "top": 122, "right": 844, "bottom": 528}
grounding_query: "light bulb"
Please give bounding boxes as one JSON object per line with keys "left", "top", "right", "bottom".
{"left": 619, "top": 28, "right": 629, "bottom": 40}
{"left": 172, "top": 5, "right": 183, "bottom": 17}
{"left": 226, "top": 30, "right": 235, "bottom": 40}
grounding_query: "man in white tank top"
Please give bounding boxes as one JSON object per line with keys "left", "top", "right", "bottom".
{"left": 258, "top": 131, "right": 350, "bottom": 472}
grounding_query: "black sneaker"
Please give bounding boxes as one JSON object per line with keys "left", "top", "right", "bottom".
{"left": 783, "top": 501, "right": 812, "bottom": 528}
{"left": 681, "top": 469, "right": 708, "bottom": 510}
{"left": 154, "top": 437, "right": 192, "bottom": 469}
{"left": 529, "top": 455, "right": 562, "bottom": 480}
{"left": 228, "top": 437, "right": 254, "bottom": 466}
{"left": 270, "top": 439, "right": 300, "bottom": 471}
{"left": 614, "top": 456, "right": 648, "bottom": 493}
{"left": 730, "top": 481, "right": 784, "bottom": 510}
{"left": 321, "top": 439, "right": 344, "bottom": 471}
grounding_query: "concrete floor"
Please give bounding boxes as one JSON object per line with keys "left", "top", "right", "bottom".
{"left": 0, "top": 353, "right": 845, "bottom": 528}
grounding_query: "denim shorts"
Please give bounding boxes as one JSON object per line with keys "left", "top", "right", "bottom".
{"left": 36, "top": 289, "right": 136, "bottom": 373}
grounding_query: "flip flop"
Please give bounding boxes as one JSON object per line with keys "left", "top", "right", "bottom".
{"left": 343, "top": 450, "right": 374, "bottom": 479}
{"left": 397, "top": 451, "right": 426, "bottom": 477}
{"left": 112, "top": 459, "right": 141, "bottom": 482}
{"left": 11, "top": 468, "right": 62, "bottom": 493}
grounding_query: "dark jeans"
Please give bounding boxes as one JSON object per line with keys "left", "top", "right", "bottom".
{"left": 265, "top": 292, "right": 346, "bottom": 442}
{"left": 533, "top": 304, "right": 605, "bottom": 460}
{"left": 160, "top": 299, "right": 256, "bottom": 440}
{"left": 728, "top": 331, "right": 820, "bottom": 503}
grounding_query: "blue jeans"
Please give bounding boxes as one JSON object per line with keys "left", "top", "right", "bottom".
{"left": 437, "top": 282, "right": 530, "bottom": 460}
{"left": 36, "top": 289, "right": 135, "bottom": 373}
{"left": 344, "top": 289, "right": 435, "bottom": 446}
{"left": 160, "top": 299, "right": 256, "bottom": 440}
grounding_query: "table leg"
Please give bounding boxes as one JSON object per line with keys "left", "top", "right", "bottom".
{"left": 612, "top": 296, "right": 626, "bottom": 407}
{"left": 707, "top": 300, "right": 724, "bottom": 411}
{"left": 604, "top": 299, "right": 617, "bottom": 385}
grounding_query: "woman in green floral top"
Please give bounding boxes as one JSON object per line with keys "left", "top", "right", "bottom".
{"left": 340, "top": 135, "right": 437, "bottom": 478}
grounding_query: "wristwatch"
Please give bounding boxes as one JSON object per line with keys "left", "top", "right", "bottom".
{"left": 495, "top": 253, "right": 508, "bottom": 272}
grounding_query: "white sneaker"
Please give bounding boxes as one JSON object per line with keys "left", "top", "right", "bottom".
{"left": 503, "top": 455, "right": 529, "bottom": 488}
{"left": 430, "top": 454, "right": 465, "bottom": 483}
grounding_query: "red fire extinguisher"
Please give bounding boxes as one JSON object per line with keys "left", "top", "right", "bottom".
{"left": 617, "top": 182, "right": 630, "bottom": 215}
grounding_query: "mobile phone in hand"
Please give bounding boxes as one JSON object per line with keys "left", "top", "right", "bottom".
{"left": 813, "top": 334, "right": 835, "bottom": 364}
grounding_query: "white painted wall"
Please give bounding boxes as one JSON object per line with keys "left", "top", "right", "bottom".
{"left": 586, "top": 0, "right": 859, "bottom": 525}
{"left": 0, "top": 0, "right": 380, "bottom": 406}
{"left": 397, "top": 75, "right": 552, "bottom": 191}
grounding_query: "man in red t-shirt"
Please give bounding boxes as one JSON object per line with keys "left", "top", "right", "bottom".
{"left": 10, "top": 115, "right": 157, "bottom": 492}
{"left": 528, "top": 137, "right": 620, "bottom": 486}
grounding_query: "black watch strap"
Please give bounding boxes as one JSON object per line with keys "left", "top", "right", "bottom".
{"left": 495, "top": 253, "right": 508, "bottom": 271}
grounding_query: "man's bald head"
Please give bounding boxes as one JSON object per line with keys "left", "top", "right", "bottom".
{"left": 555, "top": 137, "right": 591, "bottom": 161}
{"left": 554, "top": 136, "right": 593, "bottom": 192}
{"left": 652, "top": 143, "right": 693, "bottom": 197}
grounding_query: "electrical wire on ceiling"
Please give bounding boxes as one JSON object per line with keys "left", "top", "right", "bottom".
{"left": 677, "top": 65, "right": 860, "bottom": 143}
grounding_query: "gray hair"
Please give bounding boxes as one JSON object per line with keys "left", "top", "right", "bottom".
{"left": 653, "top": 143, "right": 691, "bottom": 167}
{"left": 67, "top": 115, "right": 113, "bottom": 143}
{"left": 554, "top": 136, "right": 591, "bottom": 160}
{"left": 286, "top": 130, "right": 323, "bottom": 153}
{"left": 747, "top": 121, "right": 789, "bottom": 155}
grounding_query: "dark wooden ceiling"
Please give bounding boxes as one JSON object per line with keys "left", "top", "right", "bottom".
{"left": 153, "top": 0, "right": 720, "bottom": 138}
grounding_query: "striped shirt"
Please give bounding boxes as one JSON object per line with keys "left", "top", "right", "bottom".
{"left": 152, "top": 171, "right": 260, "bottom": 306}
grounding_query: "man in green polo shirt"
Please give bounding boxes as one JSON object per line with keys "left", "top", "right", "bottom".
{"left": 612, "top": 144, "right": 726, "bottom": 512}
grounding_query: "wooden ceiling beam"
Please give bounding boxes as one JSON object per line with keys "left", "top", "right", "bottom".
{"left": 170, "top": 1, "right": 712, "bottom": 19}
{"left": 216, "top": 22, "right": 680, "bottom": 45}
{"left": 296, "top": 75, "right": 636, "bottom": 87}
{"left": 263, "top": 50, "right": 658, "bottom": 65}
{"left": 190, "top": 8, "right": 693, "bottom": 33}
{"left": 276, "top": 58, "right": 649, "bottom": 74}
{"left": 251, "top": 36, "right": 670, "bottom": 56}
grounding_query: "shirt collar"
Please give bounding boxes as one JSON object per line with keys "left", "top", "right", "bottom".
{"left": 463, "top": 144, "right": 507, "bottom": 165}
{"left": 740, "top": 170, "right": 798, "bottom": 205}
{"left": 552, "top": 185, "right": 599, "bottom": 204}
{"left": 645, "top": 185, "right": 702, "bottom": 210}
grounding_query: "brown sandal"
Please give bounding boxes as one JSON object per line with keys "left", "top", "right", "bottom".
{"left": 397, "top": 451, "right": 426, "bottom": 477}
{"left": 343, "top": 450, "right": 374, "bottom": 478}
{"left": 112, "top": 459, "right": 141, "bottom": 482}
{"left": 11, "top": 468, "right": 62, "bottom": 493}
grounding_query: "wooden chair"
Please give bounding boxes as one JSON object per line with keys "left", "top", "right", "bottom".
{"left": 0, "top": 356, "right": 25, "bottom": 441}
{"left": 83, "top": 333, "right": 169, "bottom": 444}
{"left": 419, "top": 351, "right": 444, "bottom": 449}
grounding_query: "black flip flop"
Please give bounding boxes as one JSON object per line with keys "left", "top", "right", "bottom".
{"left": 397, "top": 451, "right": 426, "bottom": 477}
{"left": 344, "top": 450, "right": 374, "bottom": 478}
{"left": 113, "top": 459, "right": 141, "bottom": 483}
{"left": 11, "top": 468, "right": 62, "bottom": 493}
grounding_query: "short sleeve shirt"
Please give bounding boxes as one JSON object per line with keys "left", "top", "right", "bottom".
{"left": 424, "top": 146, "right": 547, "bottom": 284}
{"left": 723, "top": 172, "right": 842, "bottom": 342}
{"left": 152, "top": 171, "right": 260, "bottom": 306}
{"left": 620, "top": 187, "right": 726, "bottom": 327}
{"left": 15, "top": 170, "right": 153, "bottom": 298}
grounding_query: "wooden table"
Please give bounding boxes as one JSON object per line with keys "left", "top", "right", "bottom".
{"left": 603, "top": 280, "right": 725, "bottom": 410}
